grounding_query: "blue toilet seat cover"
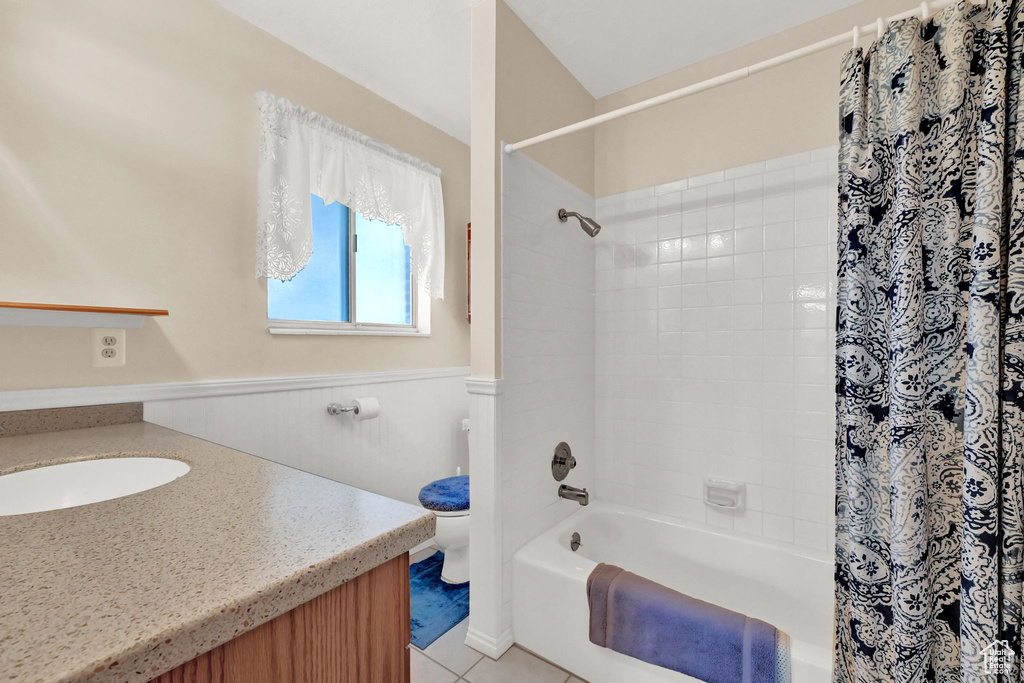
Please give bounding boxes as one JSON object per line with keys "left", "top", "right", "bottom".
{"left": 418, "top": 475, "right": 470, "bottom": 512}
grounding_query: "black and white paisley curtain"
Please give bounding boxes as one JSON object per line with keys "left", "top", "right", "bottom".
{"left": 835, "top": 0, "right": 1024, "bottom": 680}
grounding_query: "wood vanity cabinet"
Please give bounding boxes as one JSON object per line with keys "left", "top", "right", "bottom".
{"left": 150, "top": 554, "right": 410, "bottom": 683}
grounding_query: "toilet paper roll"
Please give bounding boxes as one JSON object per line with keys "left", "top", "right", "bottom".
{"left": 352, "top": 397, "right": 380, "bottom": 421}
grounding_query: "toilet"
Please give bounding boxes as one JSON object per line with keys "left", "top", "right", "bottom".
{"left": 418, "top": 475, "right": 469, "bottom": 584}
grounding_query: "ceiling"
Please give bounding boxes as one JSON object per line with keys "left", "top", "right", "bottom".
{"left": 212, "top": 0, "right": 860, "bottom": 145}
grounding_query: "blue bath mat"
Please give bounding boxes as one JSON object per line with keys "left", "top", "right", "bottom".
{"left": 410, "top": 551, "right": 469, "bottom": 649}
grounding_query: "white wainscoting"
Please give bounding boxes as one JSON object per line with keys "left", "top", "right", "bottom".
{"left": 143, "top": 367, "right": 471, "bottom": 508}
{"left": 0, "top": 367, "right": 468, "bottom": 411}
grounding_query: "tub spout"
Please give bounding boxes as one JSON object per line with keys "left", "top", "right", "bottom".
{"left": 559, "top": 484, "right": 589, "bottom": 506}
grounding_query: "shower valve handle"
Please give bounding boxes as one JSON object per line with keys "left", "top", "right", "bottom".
{"left": 552, "top": 442, "right": 576, "bottom": 481}
{"left": 554, "top": 452, "right": 576, "bottom": 469}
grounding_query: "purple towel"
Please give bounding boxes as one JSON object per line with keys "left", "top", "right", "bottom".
{"left": 587, "top": 563, "right": 790, "bottom": 683}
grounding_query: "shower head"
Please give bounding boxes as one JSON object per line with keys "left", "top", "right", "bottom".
{"left": 558, "top": 208, "right": 602, "bottom": 237}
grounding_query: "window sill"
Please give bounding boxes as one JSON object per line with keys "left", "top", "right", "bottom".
{"left": 268, "top": 321, "right": 428, "bottom": 337}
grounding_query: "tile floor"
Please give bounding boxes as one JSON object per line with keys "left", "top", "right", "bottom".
{"left": 410, "top": 549, "right": 584, "bottom": 683}
{"left": 410, "top": 618, "right": 585, "bottom": 683}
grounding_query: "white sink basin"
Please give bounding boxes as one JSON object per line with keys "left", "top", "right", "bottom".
{"left": 0, "top": 457, "right": 190, "bottom": 516}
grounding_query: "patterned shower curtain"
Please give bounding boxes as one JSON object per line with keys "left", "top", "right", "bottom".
{"left": 834, "top": 1, "right": 1024, "bottom": 681}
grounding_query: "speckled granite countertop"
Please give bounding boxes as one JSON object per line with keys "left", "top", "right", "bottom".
{"left": 0, "top": 422, "right": 435, "bottom": 683}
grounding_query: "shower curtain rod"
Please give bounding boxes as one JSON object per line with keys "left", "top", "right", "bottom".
{"left": 503, "top": 0, "right": 986, "bottom": 154}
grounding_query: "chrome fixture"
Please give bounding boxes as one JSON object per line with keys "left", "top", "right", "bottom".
{"left": 327, "top": 402, "right": 360, "bottom": 415}
{"left": 558, "top": 208, "right": 602, "bottom": 237}
{"left": 551, "top": 441, "right": 576, "bottom": 481}
{"left": 570, "top": 531, "right": 582, "bottom": 552}
{"left": 559, "top": 484, "right": 589, "bottom": 506}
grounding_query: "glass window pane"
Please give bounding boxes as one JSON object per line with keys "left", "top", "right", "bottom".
{"left": 268, "top": 195, "right": 349, "bottom": 321}
{"left": 354, "top": 214, "right": 412, "bottom": 325}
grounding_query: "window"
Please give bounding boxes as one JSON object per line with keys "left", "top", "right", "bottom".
{"left": 267, "top": 194, "right": 429, "bottom": 335}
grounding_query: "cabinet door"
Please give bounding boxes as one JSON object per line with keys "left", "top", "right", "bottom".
{"left": 150, "top": 554, "right": 410, "bottom": 683}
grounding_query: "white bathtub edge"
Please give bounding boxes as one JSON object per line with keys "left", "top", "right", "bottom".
{"left": 512, "top": 500, "right": 834, "bottom": 683}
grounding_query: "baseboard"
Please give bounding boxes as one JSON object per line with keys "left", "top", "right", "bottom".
{"left": 0, "top": 366, "right": 470, "bottom": 411}
{"left": 465, "top": 626, "right": 514, "bottom": 660}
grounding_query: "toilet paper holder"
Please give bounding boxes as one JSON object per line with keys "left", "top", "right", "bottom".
{"left": 327, "top": 397, "right": 381, "bottom": 420}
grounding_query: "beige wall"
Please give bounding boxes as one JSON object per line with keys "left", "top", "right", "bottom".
{"left": 470, "top": 0, "right": 501, "bottom": 380}
{"left": 595, "top": 0, "right": 906, "bottom": 197}
{"left": 469, "top": 0, "right": 595, "bottom": 379}
{"left": 495, "top": 1, "right": 595, "bottom": 198}
{"left": 0, "top": 0, "right": 470, "bottom": 391}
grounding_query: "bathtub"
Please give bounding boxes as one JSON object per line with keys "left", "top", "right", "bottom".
{"left": 512, "top": 502, "right": 833, "bottom": 682}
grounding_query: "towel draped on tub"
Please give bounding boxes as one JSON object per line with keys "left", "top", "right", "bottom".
{"left": 587, "top": 563, "right": 791, "bottom": 683}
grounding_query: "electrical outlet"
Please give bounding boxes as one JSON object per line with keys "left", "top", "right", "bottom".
{"left": 92, "top": 328, "right": 125, "bottom": 367}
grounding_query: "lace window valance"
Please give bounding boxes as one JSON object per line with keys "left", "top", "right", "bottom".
{"left": 255, "top": 91, "right": 445, "bottom": 299}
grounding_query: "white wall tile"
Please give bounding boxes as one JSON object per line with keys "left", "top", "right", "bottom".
{"left": 594, "top": 146, "right": 838, "bottom": 553}
{"left": 501, "top": 152, "right": 596, "bottom": 620}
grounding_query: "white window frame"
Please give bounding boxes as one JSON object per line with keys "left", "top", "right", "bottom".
{"left": 267, "top": 207, "right": 430, "bottom": 337}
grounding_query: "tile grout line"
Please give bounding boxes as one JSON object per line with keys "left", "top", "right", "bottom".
{"left": 459, "top": 653, "right": 485, "bottom": 681}
{"left": 419, "top": 642, "right": 580, "bottom": 683}
{"left": 415, "top": 640, "right": 483, "bottom": 680}
{"left": 414, "top": 620, "right": 577, "bottom": 682}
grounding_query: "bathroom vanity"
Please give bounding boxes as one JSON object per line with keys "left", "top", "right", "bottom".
{"left": 0, "top": 422, "right": 435, "bottom": 683}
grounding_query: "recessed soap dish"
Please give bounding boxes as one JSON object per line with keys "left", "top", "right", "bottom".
{"left": 703, "top": 478, "right": 745, "bottom": 510}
